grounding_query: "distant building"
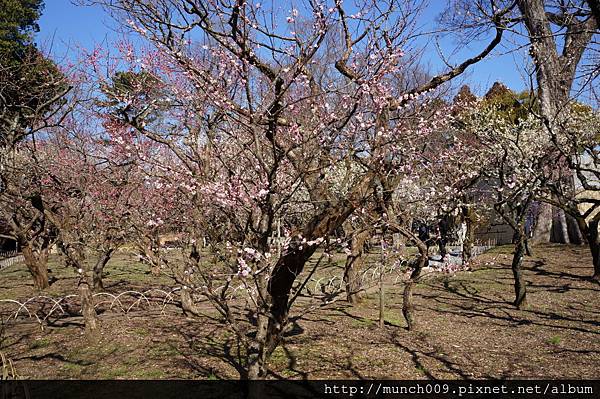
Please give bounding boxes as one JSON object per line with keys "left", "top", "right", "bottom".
{"left": 468, "top": 179, "right": 514, "bottom": 246}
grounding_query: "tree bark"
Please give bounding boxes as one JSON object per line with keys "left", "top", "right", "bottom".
{"left": 58, "top": 238, "right": 100, "bottom": 340}
{"left": 264, "top": 245, "right": 317, "bottom": 358}
{"left": 262, "top": 172, "right": 375, "bottom": 360}
{"left": 567, "top": 213, "right": 584, "bottom": 245}
{"left": 247, "top": 292, "right": 270, "bottom": 381}
{"left": 378, "top": 269, "right": 385, "bottom": 328}
{"left": 179, "top": 245, "right": 204, "bottom": 317}
{"left": 573, "top": 216, "right": 600, "bottom": 282}
{"left": 21, "top": 244, "right": 49, "bottom": 290}
{"left": 247, "top": 317, "right": 269, "bottom": 380}
{"left": 92, "top": 248, "right": 114, "bottom": 291}
{"left": 525, "top": 239, "right": 533, "bottom": 257}
{"left": 517, "top": 0, "right": 594, "bottom": 118}
{"left": 586, "top": 220, "right": 600, "bottom": 283}
{"left": 343, "top": 229, "right": 370, "bottom": 304}
{"left": 518, "top": 0, "right": 596, "bottom": 249}
{"left": 79, "top": 270, "right": 100, "bottom": 341}
{"left": 586, "top": 0, "right": 600, "bottom": 29}
{"left": 144, "top": 246, "right": 163, "bottom": 276}
{"left": 246, "top": 255, "right": 275, "bottom": 383}
{"left": 462, "top": 205, "right": 474, "bottom": 264}
{"left": 402, "top": 241, "right": 428, "bottom": 331}
{"left": 532, "top": 202, "right": 553, "bottom": 243}
{"left": 554, "top": 208, "right": 570, "bottom": 244}
{"left": 511, "top": 234, "right": 527, "bottom": 309}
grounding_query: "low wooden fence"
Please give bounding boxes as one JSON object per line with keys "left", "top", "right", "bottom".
{"left": 0, "top": 250, "right": 24, "bottom": 271}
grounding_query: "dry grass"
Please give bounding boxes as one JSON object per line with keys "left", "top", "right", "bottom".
{"left": 0, "top": 244, "right": 598, "bottom": 379}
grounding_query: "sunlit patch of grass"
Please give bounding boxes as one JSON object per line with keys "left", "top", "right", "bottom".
{"left": 548, "top": 335, "right": 562, "bottom": 345}
{"left": 132, "top": 327, "right": 150, "bottom": 337}
{"left": 485, "top": 245, "right": 515, "bottom": 255}
{"left": 351, "top": 317, "right": 375, "bottom": 328}
{"left": 61, "top": 362, "right": 84, "bottom": 377}
{"left": 29, "top": 337, "right": 51, "bottom": 350}
{"left": 100, "top": 365, "right": 129, "bottom": 379}
{"left": 268, "top": 346, "right": 288, "bottom": 367}
{"left": 415, "top": 364, "right": 428, "bottom": 375}
{"left": 383, "top": 312, "right": 404, "bottom": 327}
{"left": 148, "top": 343, "right": 181, "bottom": 358}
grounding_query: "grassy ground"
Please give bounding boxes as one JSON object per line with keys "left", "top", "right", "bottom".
{"left": 0, "top": 243, "right": 598, "bottom": 379}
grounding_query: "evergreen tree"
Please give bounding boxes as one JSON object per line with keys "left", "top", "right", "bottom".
{"left": 0, "top": 0, "right": 68, "bottom": 148}
{"left": 0, "top": 0, "right": 44, "bottom": 62}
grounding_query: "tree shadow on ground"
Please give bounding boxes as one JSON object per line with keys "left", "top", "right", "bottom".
{"left": 265, "top": 342, "right": 309, "bottom": 380}
{"left": 13, "top": 352, "right": 93, "bottom": 366}
{"left": 385, "top": 330, "right": 488, "bottom": 380}
{"left": 419, "top": 277, "right": 600, "bottom": 335}
{"left": 529, "top": 258, "right": 599, "bottom": 283}
{"left": 178, "top": 323, "right": 247, "bottom": 379}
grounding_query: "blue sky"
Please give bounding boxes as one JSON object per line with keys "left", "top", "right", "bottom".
{"left": 37, "top": 0, "right": 530, "bottom": 96}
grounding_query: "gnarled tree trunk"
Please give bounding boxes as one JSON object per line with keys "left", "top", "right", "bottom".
{"left": 21, "top": 244, "right": 49, "bottom": 290}
{"left": 264, "top": 244, "right": 317, "bottom": 352}
{"left": 402, "top": 240, "right": 428, "bottom": 331}
{"left": 343, "top": 228, "right": 370, "bottom": 304}
{"left": 79, "top": 269, "right": 100, "bottom": 341}
{"left": 178, "top": 244, "right": 206, "bottom": 317}
{"left": 58, "top": 239, "right": 100, "bottom": 341}
{"left": 145, "top": 243, "right": 164, "bottom": 276}
{"left": 92, "top": 248, "right": 114, "bottom": 291}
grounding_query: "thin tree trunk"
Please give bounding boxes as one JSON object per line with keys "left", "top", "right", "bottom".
{"left": 525, "top": 239, "right": 532, "bottom": 257}
{"left": 343, "top": 229, "right": 370, "bottom": 304}
{"left": 586, "top": 220, "right": 600, "bottom": 283}
{"left": 140, "top": 234, "right": 163, "bottom": 275}
{"left": 402, "top": 242, "right": 428, "bottom": 331}
{"left": 378, "top": 270, "right": 385, "bottom": 328}
{"left": 462, "top": 206, "right": 474, "bottom": 264}
{"left": 574, "top": 216, "right": 600, "bottom": 282}
{"left": 511, "top": 234, "right": 527, "bottom": 309}
{"left": 591, "top": 247, "right": 600, "bottom": 283}
{"left": 92, "top": 248, "right": 114, "bottom": 291}
{"left": 180, "top": 287, "right": 201, "bottom": 316}
{"left": 21, "top": 244, "right": 49, "bottom": 290}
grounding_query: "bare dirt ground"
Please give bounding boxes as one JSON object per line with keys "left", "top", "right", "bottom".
{"left": 0, "top": 244, "right": 598, "bottom": 380}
